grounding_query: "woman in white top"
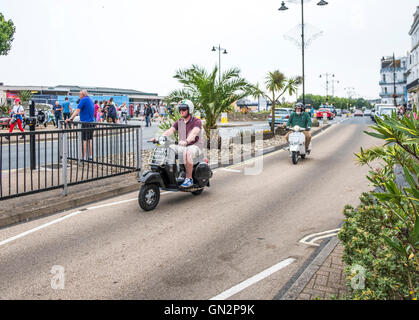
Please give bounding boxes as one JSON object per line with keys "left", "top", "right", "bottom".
{"left": 8, "top": 98, "right": 25, "bottom": 136}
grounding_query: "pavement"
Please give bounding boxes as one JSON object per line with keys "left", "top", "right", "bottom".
{"left": 0, "top": 115, "right": 371, "bottom": 300}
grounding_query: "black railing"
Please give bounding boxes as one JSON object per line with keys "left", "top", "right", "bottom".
{"left": 0, "top": 121, "right": 142, "bottom": 200}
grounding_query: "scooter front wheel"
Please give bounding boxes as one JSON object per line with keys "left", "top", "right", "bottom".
{"left": 292, "top": 151, "right": 299, "bottom": 165}
{"left": 139, "top": 184, "right": 160, "bottom": 211}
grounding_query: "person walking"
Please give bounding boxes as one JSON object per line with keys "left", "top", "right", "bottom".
{"left": 107, "top": 100, "right": 117, "bottom": 123}
{"left": 53, "top": 101, "right": 63, "bottom": 128}
{"left": 65, "top": 90, "right": 95, "bottom": 161}
{"left": 6, "top": 98, "right": 25, "bottom": 140}
{"left": 62, "top": 97, "right": 72, "bottom": 128}
{"left": 144, "top": 104, "right": 152, "bottom": 127}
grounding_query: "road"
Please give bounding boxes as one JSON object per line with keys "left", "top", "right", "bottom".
{"left": 0, "top": 117, "right": 379, "bottom": 299}
{"left": 1, "top": 117, "right": 342, "bottom": 170}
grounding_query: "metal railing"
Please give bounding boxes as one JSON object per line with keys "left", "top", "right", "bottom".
{"left": 0, "top": 121, "right": 142, "bottom": 200}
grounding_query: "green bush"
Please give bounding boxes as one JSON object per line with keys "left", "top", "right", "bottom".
{"left": 339, "top": 111, "right": 418, "bottom": 300}
{"left": 339, "top": 193, "right": 417, "bottom": 300}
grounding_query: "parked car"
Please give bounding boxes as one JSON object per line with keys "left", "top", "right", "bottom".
{"left": 336, "top": 109, "right": 342, "bottom": 117}
{"left": 316, "top": 108, "right": 334, "bottom": 120}
{"left": 342, "top": 109, "right": 349, "bottom": 114}
{"left": 268, "top": 108, "right": 293, "bottom": 125}
{"left": 354, "top": 110, "right": 364, "bottom": 117}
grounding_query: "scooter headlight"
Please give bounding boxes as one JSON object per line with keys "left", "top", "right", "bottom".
{"left": 293, "top": 125, "right": 300, "bottom": 131}
{"left": 158, "top": 136, "right": 168, "bottom": 145}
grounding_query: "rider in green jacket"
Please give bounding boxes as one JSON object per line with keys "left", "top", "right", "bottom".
{"left": 286, "top": 102, "right": 312, "bottom": 152}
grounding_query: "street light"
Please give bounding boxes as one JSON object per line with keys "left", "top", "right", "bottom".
{"left": 319, "top": 73, "right": 334, "bottom": 98}
{"left": 212, "top": 44, "right": 228, "bottom": 83}
{"left": 279, "top": 0, "right": 329, "bottom": 107}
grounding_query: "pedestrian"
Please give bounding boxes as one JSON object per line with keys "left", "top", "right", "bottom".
{"left": 53, "top": 101, "right": 63, "bottom": 128}
{"left": 107, "top": 100, "right": 117, "bottom": 123}
{"left": 96, "top": 106, "right": 102, "bottom": 122}
{"left": 120, "top": 102, "right": 128, "bottom": 124}
{"left": 6, "top": 98, "right": 25, "bottom": 140}
{"left": 65, "top": 90, "right": 95, "bottom": 161}
{"left": 135, "top": 104, "right": 140, "bottom": 117}
{"left": 62, "top": 97, "right": 72, "bottom": 128}
{"left": 144, "top": 103, "right": 152, "bottom": 127}
{"left": 94, "top": 100, "right": 100, "bottom": 121}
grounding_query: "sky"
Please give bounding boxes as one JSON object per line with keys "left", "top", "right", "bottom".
{"left": 0, "top": 0, "right": 417, "bottom": 101}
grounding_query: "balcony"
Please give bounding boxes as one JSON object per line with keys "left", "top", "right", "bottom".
{"left": 379, "top": 80, "right": 407, "bottom": 85}
{"left": 380, "top": 67, "right": 404, "bottom": 73}
{"left": 379, "top": 92, "right": 403, "bottom": 98}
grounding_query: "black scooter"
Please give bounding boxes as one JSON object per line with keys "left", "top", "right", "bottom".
{"left": 138, "top": 136, "right": 213, "bottom": 211}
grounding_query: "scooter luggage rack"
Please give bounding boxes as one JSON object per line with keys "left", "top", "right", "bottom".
{"left": 149, "top": 148, "right": 168, "bottom": 166}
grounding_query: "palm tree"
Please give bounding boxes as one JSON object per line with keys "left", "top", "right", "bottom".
{"left": 166, "top": 64, "right": 259, "bottom": 141}
{"left": 263, "top": 71, "right": 301, "bottom": 133}
{"left": 18, "top": 90, "right": 33, "bottom": 106}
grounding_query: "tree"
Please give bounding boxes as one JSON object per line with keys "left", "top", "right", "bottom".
{"left": 262, "top": 71, "right": 301, "bottom": 133}
{"left": 0, "top": 13, "right": 16, "bottom": 56}
{"left": 18, "top": 90, "right": 33, "bottom": 106}
{"left": 166, "top": 64, "right": 259, "bottom": 141}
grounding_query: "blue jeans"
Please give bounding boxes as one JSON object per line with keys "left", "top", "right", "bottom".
{"left": 145, "top": 115, "right": 151, "bottom": 127}
{"left": 55, "top": 113, "right": 62, "bottom": 127}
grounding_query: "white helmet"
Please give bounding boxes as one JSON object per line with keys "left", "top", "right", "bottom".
{"left": 176, "top": 99, "right": 194, "bottom": 115}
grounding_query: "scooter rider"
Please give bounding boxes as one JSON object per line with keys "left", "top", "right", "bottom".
{"left": 286, "top": 102, "right": 312, "bottom": 152}
{"left": 150, "top": 99, "right": 202, "bottom": 188}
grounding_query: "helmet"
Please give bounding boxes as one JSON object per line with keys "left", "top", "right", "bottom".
{"left": 295, "top": 102, "right": 304, "bottom": 112}
{"left": 14, "top": 98, "right": 21, "bottom": 104}
{"left": 176, "top": 99, "right": 194, "bottom": 115}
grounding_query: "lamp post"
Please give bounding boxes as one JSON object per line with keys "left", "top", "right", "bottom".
{"left": 212, "top": 45, "right": 228, "bottom": 83}
{"left": 392, "top": 53, "right": 398, "bottom": 107}
{"left": 279, "top": 0, "right": 329, "bottom": 107}
{"left": 319, "top": 73, "right": 334, "bottom": 99}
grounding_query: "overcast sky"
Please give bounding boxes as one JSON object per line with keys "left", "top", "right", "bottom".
{"left": 0, "top": 0, "right": 417, "bottom": 101}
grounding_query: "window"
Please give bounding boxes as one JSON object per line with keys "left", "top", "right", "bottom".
{"left": 383, "top": 74, "right": 386, "bottom": 82}
{"left": 384, "top": 87, "right": 388, "bottom": 94}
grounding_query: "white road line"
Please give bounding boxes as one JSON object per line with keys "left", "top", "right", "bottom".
{"left": 221, "top": 168, "right": 242, "bottom": 173}
{"left": 300, "top": 233, "right": 339, "bottom": 247}
{"left": 0, "top": 210, "right": 82, "bottom": 247}
{"left": 299, "top": 228, "right": 341, "bottom": 243}
{"left": 209, "top": 258, "right": 295, "bottom": 300}
{"left": 0, "top": 191, "right": 174, "bottom": 247}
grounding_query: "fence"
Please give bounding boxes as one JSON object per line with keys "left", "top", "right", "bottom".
{"left": 0, "top": 121, "right": 142, "bottom": 200}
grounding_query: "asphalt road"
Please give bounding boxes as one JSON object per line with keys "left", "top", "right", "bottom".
{"left": 1, "top": 117, "right": 342, "bottom": 170}
{"left": 0, "top": 116, "right": 379, "bottom": 299}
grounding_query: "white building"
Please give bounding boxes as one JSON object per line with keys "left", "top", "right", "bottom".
{"left": 379, "top": 56, "right": 407, "bottom": 106}
{"left": 407, "top": 6, "right": 419, "bottom": 107}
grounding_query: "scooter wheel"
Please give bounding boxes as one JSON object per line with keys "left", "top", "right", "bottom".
{"left": 138, "top": 184, "right": 160, "bottom": 211}
{"left": 292, "top": 151, "right": 299, "bottom": 165}
{"left": 191, "top": 189, "right": 204, "bottom": 196}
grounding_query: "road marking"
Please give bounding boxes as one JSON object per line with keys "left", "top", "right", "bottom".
{"left": 0, "top": 210, "right": 82, "bottom": 248}
{"left": 209, "top": 258, "right": 295, "bottom": 300}
{"left": 0, "top": 191, "right": 174, "bottom": 247}
{"left": 299, "top": 228, "right": 341, "bottom": 247}
{"left": 221, "top": 168, "right": 241, "bottom": 173}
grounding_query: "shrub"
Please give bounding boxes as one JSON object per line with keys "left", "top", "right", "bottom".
{"left": 339, "top": 111, "right": 418, "bottom": 300}
{"left": 339, "top": 193, "right": 417, "bottom": 300}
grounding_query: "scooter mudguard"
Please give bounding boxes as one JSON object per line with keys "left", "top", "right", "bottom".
{"left": 139, "top": 171, "right": 166, "bottom": 188}
{"left": 289, "top": 144, "right": 300, "bottom": 152}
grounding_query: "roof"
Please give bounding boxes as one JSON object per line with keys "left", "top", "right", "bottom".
{"left": 0, "top": 84, "right": 159, "bottom": 96}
